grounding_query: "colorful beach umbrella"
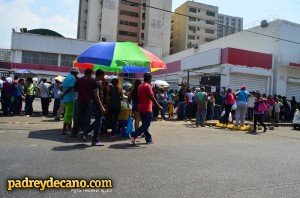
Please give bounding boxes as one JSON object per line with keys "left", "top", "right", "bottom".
{"left": 74, "top": 42, "right": 166, "bottom": 73}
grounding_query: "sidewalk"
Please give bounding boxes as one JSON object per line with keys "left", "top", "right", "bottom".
{"left": 190, "top": 119, "right": 293, "bottom": 127}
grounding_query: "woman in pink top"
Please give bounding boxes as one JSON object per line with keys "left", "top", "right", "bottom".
{"left": 266, "top": 95, "right": 274, "bottom": 122}
{"left": 224, "top": 88, "right": 235, "bottom": 124}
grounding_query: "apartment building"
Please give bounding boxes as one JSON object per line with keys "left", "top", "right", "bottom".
{"left": 77, "top": 0, "right": 172, "bottom": 56}
{"left": 172, "top": 1, "right": 218, "bottom": 54}
{"left": 217, "top": 14, "right": 243, "bottom": 38}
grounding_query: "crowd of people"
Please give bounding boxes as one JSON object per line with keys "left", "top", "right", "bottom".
{"left": 1, "top": 67, "right": 300, "bottom": 141}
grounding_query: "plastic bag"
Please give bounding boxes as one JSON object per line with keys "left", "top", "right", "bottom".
{"left": 125, "top": 116, "right": 134, "bottom": 137}
{"left": 231, "top": 102, "right": 237, "bottom": 110}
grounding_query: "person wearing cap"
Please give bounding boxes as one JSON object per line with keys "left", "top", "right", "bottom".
{"left": 129, "top": 72, "right": 163, "bottom": 145}
{"left": 61, "top": 67, "right": 79, "bottom": 134}
{"left": 224, "top": 88, "right": 235, "bottom": 125}
{"left": 235, "top": 85, "right": 250, "bottom": 127}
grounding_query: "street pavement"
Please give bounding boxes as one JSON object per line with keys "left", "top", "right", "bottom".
{"left": 0, "top": 116, "right": 300, "bottom": 197}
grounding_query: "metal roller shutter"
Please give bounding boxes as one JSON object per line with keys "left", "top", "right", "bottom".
{"left": 230, "top": 73, "right": 268, "bottom": 93}
{"left": 286, "top": 83, "right": 300, "bottom": 101}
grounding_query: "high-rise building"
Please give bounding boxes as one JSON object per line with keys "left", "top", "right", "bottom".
{"left": 77, "top": 0, "right": 172, "bottom": 56}
{"left": 217, "top": 14, "right": 243, "bottom": 38}
{"left": 172, "top": 1, "right": 218, "bottom": 54}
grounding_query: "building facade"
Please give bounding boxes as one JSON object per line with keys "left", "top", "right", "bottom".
{"left": 151, "top": 20, "right": 300, "bottom": 101}
{"left": 77, "top": 0, "right": 172, "bottom": 57}
{"left": 217, "top": 14, "right": 243, "bottom": 39}
{"left": 172, "top": 1, "right": 218, "bottom": 54}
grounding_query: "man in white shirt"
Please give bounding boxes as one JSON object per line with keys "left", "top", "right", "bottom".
{"left": 247, "top": 92, "right": 256, "bottom": 120}
{"left": 39, "top": 79, "right": 51, "bottom": 116}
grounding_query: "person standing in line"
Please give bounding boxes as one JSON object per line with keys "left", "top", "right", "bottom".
{"left": 71, "top": 69, "right": 93, "bottom": 137}
{"left": 265, "top": 95, "right": 274, "bottom": 122}
{"left": 52, "top": 79, "right": 62, "bottom": 117}
{"left": 14, "top": 78, "right": 25, "bottom": 116}
{"left": 129, "top": 79, "right": 142, "bottom": 130}
{"left": 250, "top": 92, "right": 268, "bottom": 134}
{"left": 235, "top": 86, "right": 250, "bottom": 126}
{"left": 290, "top": 96, "right": 298, "bottom": 120}
{"left": 274, "top": 98, "right": 283, "bottom": 123}
{"left": 214, "top": 91, "right": 224, "bottom": 119}
{"left": 80, "top": 69, "right": 106, "bottom": 146}
{"left": 129, "top": 73, "right": 162, "bottom": 145}
{"left": 247, "top": 92, "right": 255, "bottom": 120}
{"left": 2, "top": 77, "right": 13, "bottom": 116}
{"left": 167, "top": 90, "right": 175, "bottom": 119}
{"left": 195, "top": 87, "right": 207, "bottom": 127}
{"left": 156, "top": 89, "right": 167, "bottom": 120}
{"left": 224, "top": 88, "right": 235, "bottom": 125}
{"left": 185, "top": 88, "right": 194, "bottom": 120}
{"left": 107, "top": 78, "right": 123, "bottom": 138}
{"left": 177, "top": 87, "right": 186, "bottom": 120}
{"left": 39, "top": 79, "right": 51, "bottom": 116}
{"left": 24, "top": 78, "right": 36, "bottom": 116}
{"left": 61, "top": 67, "right": 79, "bottom": 134}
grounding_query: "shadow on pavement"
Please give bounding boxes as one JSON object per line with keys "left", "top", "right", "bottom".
{"left": 28, "top": 129, "right": 82, "bottom": 143}
{"left": 109, "top": 143, "right": 147, "bottom": 149}
{"left": 51, "top": 144, "right": 89, "bottom": 151}
{"left": 182, "top": 123, "right": 197, "bottom": 128}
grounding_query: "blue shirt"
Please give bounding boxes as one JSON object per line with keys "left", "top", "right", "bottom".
{"left": 236, "top": 90, "right": 250, "bottom": 103}
{"left": 61, "top": 74, "right": 76, "bottom": 103}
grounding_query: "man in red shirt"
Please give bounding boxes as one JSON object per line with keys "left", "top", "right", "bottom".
{"left": 129, "top": 73, "right": 162, "bottom": 145}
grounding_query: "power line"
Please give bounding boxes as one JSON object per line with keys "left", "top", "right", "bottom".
{"left": 123, "top": 0, "right": 300, "bottom": 45}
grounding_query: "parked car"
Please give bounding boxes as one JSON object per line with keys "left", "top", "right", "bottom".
{"left": 293, "top": 109, "right": 300, "bottom": 130}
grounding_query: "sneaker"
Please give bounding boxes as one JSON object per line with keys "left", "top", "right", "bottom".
{"left": 146, "top": 140, "right": 154, "bottom": 144}
{"left": 248, "top": 130, "right": 257, "bottom": 134}
{"left": 91, "top": 142, "right": 104, "bottom": 146}
{"left": 129, "top": 134, "right": 136, "bottom": 145}
{"left": 80, "top": 132, "right": 87, "bottom": 142}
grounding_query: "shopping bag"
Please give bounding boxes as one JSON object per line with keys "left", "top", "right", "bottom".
{"left": 258, "top": 102, "right": 268, "bottom": 112}
{"left": 231, "top": 102, "right": 237, "bottom": 110}
{"left": 125, "top": 116, "right": 134, "bottom": 137}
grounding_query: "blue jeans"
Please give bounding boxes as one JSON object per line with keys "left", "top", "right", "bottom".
{"left": 178, "top": 102, "right": 186, "bottom": 120}
{"left": 130, "top": 112, "right": 153, "bottom": 143}
{"left": 53, "top": 98, "right": 60, "bottom": 116}
{"left": 82, "top": 102, "right": 102, "bottom": 143}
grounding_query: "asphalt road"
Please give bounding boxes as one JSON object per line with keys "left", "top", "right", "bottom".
{"left": 0, "top": 117, "right": 300, "bottom": 198}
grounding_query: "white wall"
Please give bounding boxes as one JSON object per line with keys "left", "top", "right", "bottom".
{"left": 101, "top": 0, "right": 119, "bottom": 42}
{"left": 86, "top": 0, "right": 102, "bottom": 41}
{"left": 181, "top": 48, "right": 221, "bottom": 70}
{"left": 11, "top": 32, "right": 96, "bottom": 55}
{"left": 279, "top": 21, "right": 300, "bottom": 65}
{"left": 145, "top": 0, "right": 172, "bottom": 57}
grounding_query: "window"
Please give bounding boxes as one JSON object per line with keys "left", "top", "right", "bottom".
{"left": 120, "top": 20, "right": 128, "bottom": 25}
{"left": 189, "top": 7, "right": 197, "bottom": 13}
{"left": 205, "top": 29, "right": 214, "bottom": 34}
{"left": 206, "top": 20, "right": 215, "bottom": 25}
{"left": 188, "top": 35, "right": 195, "bottom": 40}
{"left": 219, "top": 20, "right": 224, "bottom": 23}
{"left": 189, "top": 26, "right": 196, "bottom": 31}
{"left": 119, "top": 30, "right": 128, "bottom": 36}
{"left": 198, "top": 9, "right": 201, "bottom": 12}
{"left": 219, "top": 16, "right": 224, "bottom": 19}
{"left": 205, "top": 38, "right": 214, "bottom": 42}
{"left": 189, "top": 17, "right": 196, "bottom": 21}
{"left": 120, "top": 10, "right": 139, "bottom": 17}
{"left": 141, "top": 33, "right": 144, "bottom": 39}
{"left": 231, "top": 22, "right": 236, "bottom": 26}
{"left": 121, "top": 0, "right": 138, "bottom": 7}
{"left": 197, "top": 36, "right": 200, "bottom": 39}
{"left": 61, "top": 54, "right": 77, "bottom": 67}
{"left": 197, "top": 27, "right": 200, "bottom": 31}
{"left": 206, "top": 11, "right": 215, "bottom": 17}
{"left": 118, "top": 30, "right": 137, "bottom": 37}
{"left": 231, "top": 27, "right": 235, "bottom": 34}
{"left": 231, "top": 18, "right": 236, "bottom": 22}
{"left": 129, "top": 22, "right": 138, "bottom": 27}
{"left": 22, "top": 51, "right": 58, "bottom": 66}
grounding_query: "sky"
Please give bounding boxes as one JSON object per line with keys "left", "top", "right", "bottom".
{"left": 0, "top": 0, "right": 300, "bottom": 48}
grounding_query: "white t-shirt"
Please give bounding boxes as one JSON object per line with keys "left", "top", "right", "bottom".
{"left": 247, "top": 96, "right": 255, "bottom": 108}
{"left": 186, "top": 92, "right": 194, "bottom": 103}
{"left": 39, "top": 83, "right": 51, "bottom": 98}
{"left": 274, "top": 102, "right": 283, "bottom": 113}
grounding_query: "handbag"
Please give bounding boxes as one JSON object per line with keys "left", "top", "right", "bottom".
{"left": 258, "top": 102, "right": 268, "bottom": 112}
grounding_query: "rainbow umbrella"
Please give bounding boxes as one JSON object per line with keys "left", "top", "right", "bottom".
{"left": 74, "top": 42, "right": 166, "bottom": 73}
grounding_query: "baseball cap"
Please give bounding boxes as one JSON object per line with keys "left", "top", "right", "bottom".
{"left": 70, "top": 67, "right": 80, "bottom": 73}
